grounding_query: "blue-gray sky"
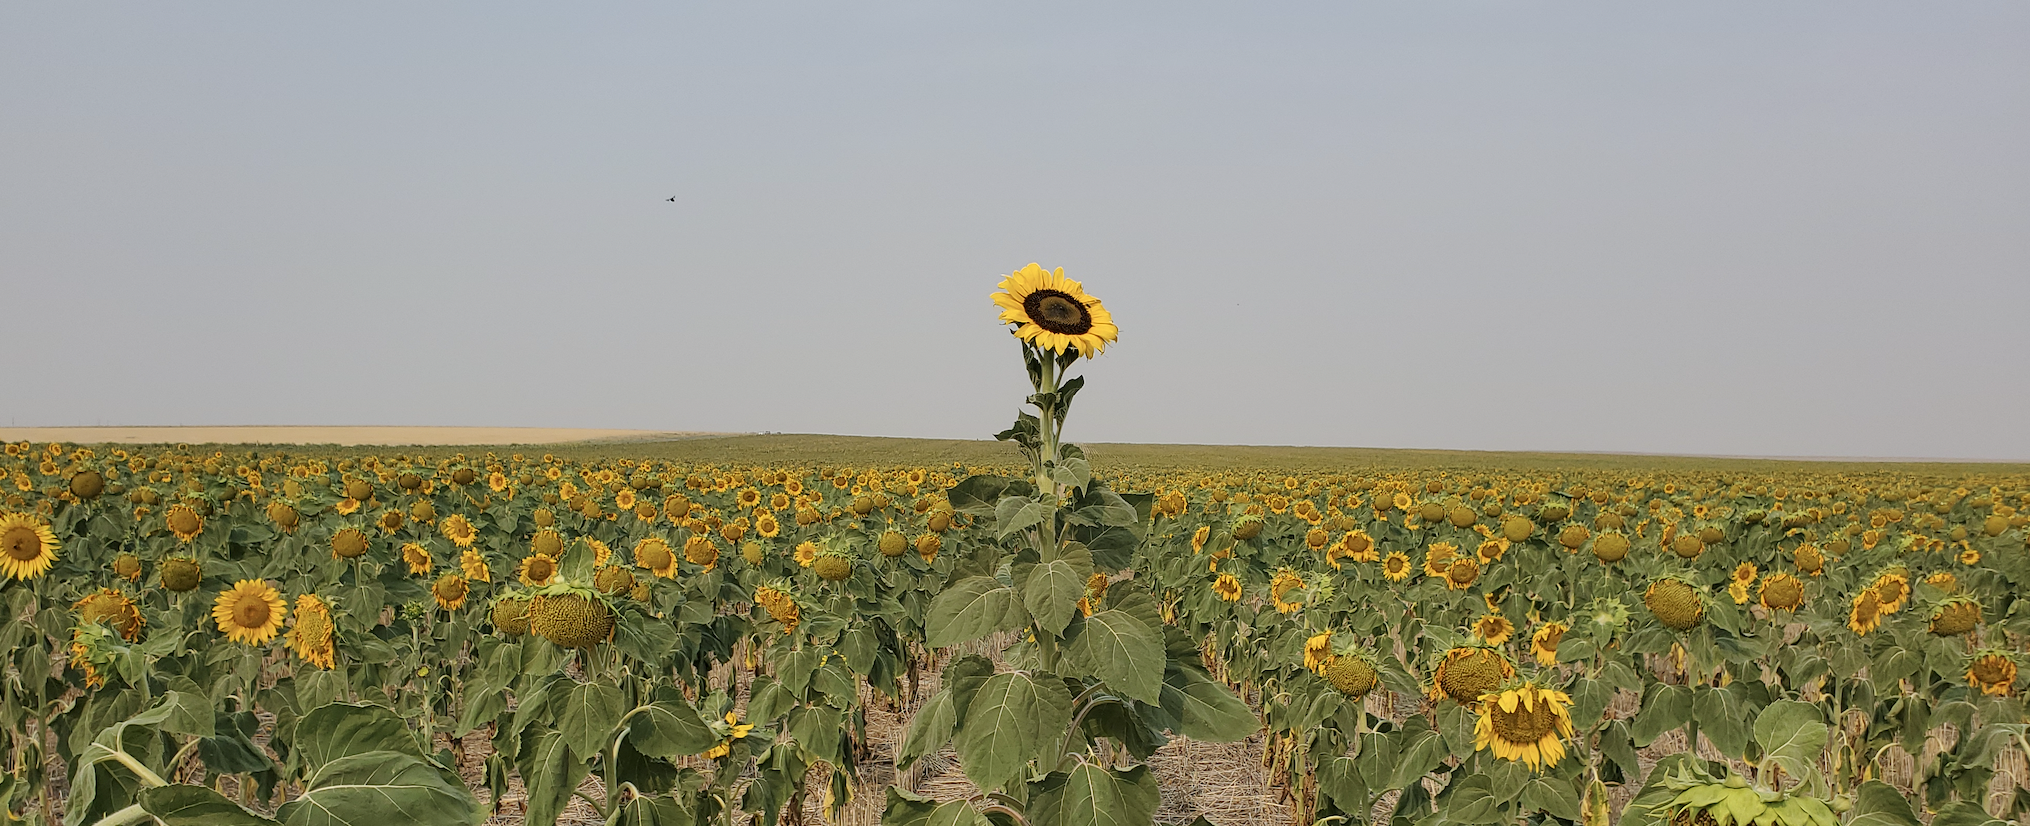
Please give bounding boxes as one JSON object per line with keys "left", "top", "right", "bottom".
{"left": 5, "top": 4, "right": 2027, "bottom": 460}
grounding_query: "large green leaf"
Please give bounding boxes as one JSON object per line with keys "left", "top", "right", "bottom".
{"left": 955, "top": 671, "right": 1074, "bottom": 792}
{"left": 1384, "top": 728, "right": 1448, "bottom": 792}
{"left": 295, "top": 703, "right": 424, "bottom": 768}
{"left": 139, "top": 785, "right": 279, "bottom": 826}
{"left": 1157, "top": 663, "right": 1258, "bottom": 742}
{"left": 996, "top": 496, "right": 1051, "bottom": 540}
{"left": 1520, "top": 776, "right": 1582, "bottom": 821}
{"left": 1026, "top": 762, "right": 1160, "bottom": 826}
{"left": 947, "top": 475, "right": 1015, "bottom": 516}
{"left": 1021, "top": 548, "right": 1093, "bottom": 637}
{"left": 899, "top": 690, "right": 956, "bottom": 770}
{"left": 1061, "top": 594, "right": 1164, "bottom": 705}
{"left": 515, "top": 727, "right": 590, "bottom": 826}
{"left": 880, "top": 787, "right": 989, "bottom": 826}
{"left": 1752, "top": 700, "right": 1828, "bottom": 780}
{"left": 274, "top": 751, "right": 482, "bottom": 826}
{"left": 557, "top": 681, "right": 627, "bottom": 760}
{"left": 1630, "top": 684, "right": 1693, "bottom": 747}
{"left": 616, "top": 793, "right": 698, "bottom": 826}
{"left": 1848, "top": 780, "right": 1920, "bottom": 826}
{"left": 625, "top": 701, "right": 719, "bottom": 760}
{"left": 926, "top": 577, "right": 1030, "bottom": 648}
{"left": 1693, "top": 685, "right": 1753, "bottom": 759}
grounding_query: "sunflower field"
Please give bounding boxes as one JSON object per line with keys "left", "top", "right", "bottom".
{"left": 2, "top": 265, "right": 2027, "bottom": 826}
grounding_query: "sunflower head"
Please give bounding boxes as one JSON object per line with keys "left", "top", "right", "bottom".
{"left": 990, "top": 263, "right": 1120, "bottom": 358}
{"left": 1530, "top": 622, "right": 1569, "bottom": 667}
{"left": 1759, "top": 572, "right": 1805, "bottom": 612}
{"left": 74, "top": 588, "right": 144, "bottom": 642}
{"left": 519, "top": 553, "right": 559, "bottom": 587}
{"left": 432, "top": 573, "right": 470, "bottom": 610}
{"left": 1929, "top": 596, "right": 1981, "bottom": 636}
{"left": 527, "top": 585, "right": 615, "bottom": 649}
{"left": 165, "top": 503, "right": 204, "bottom": 542}
{"left": 1473, "top": 614, "right": 1515, "bottom": 646}
{"left": 1474, "top": 682, "right": 1574, "bottom": 771}
{"left": 460, "top": 549, "right": 491, "bottom": 582}
{"left": 1592, "top": 533, "right": 1630, "bottom": 564}
{"left": 1211, "top": 572, "right": 1243, "bottom": 602}
{"left": 1319, "top": 648, "right": 1382, "bottom": 701}
{"left": 111, "top": 552, "right": 143, "bottom": 583}
{"left": 402, "top": 542, "right": 433, "bottom": 576}
{"left": 0, "top": 511, "right": 61, "bottom": 581}
{"left": 491, "top": 594, "right": 531, "bottom": 637}
{"left": 1431, "top": 646, "right": 1515, "bottom": 705}
{"left": 634, "top": 537, "right": 677, "bottom": 579}
{"left": 212, "top": 580, "right": 287, "bottom": 646}
{"left": 332, "top": 527, "right": 370, "bottom": 560}
{"left": 1382, "top": 550, "right": 1413, "bottom": 582}
{"left": 1848, "top": 590, "right": 1884, "bottom": 636}
{"left": 160, "top": 556, "right": 201, "bottom": 592}
{"left": 1644, "top": 577, "right": 1705, "bottom": 631}
{"left": 287, "top": 594, "right": 336, "bottom": 669}
{"left": 1967, "top": 650, "right": 2019, "bottom": 696}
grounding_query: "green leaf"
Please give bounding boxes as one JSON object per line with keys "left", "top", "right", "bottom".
{"left": 996, "top": 496, "right": 1051, "bottom": 540}
{"left": 139, "top": 785, "right": 279, "bottom": 826}
{"left": 1930, "top": 800, "right": 2008, "bottom": 826}
{"left": 1521, "top": 776, "right": 1582, "bottom": 821}
{"left": 617, "top": 793, "right": 698, "bottom": 826}
{"left": 1385, "top": 729, "right": 1448, "bottom": 792}
{"left": 955, "top": 671, "right": 1074, "bottom": 793}
{"left": 556, "top": 681, "right": 627, "bottom": 763}
{"left": 627, "top": 701, "right": 719, "bottom": 760}
{"left": 1061, "top": 593, "right": 1165, "bottom": 705}
{"left": 1630, "top": 684, "right": 1693, "bottom": 747}
{"left": 274, "top": 751, "right": 483, "bottom": 826}
{"left": 155, "top": 691, "right": 214, "bottom": 738}
{"left": 1753, "top": 700, "right": 1829, "bottom": 780}
{"left": 880, "top": 787, "right": 989, "bottom": 826}
{"left": 1021, "top": 548, "right": 1094, "bottom": 637}
{"left": 1849, "top": 780, "right": 1920, "bottom": 826}
{"left": 1437, "top": 774, "right": 1502, "bottom": 824}
{"left": 926, "top": 577, "right": 1030, "bottom": 648}
{"left": 295, "top": 703, "right": 426, "bottom": 769}
{"left": 948, "top": 476, "right": 1015, "bottom": 516}
{"left": 1157, "top": 663, "right": 1258, "bottom": 743}
{"left": 1693, "top": 685, "right": 1752, "bottom": 759}
{"left": 515, "top": 727, "right": 590, "bottom": 826}
{"left": 1027, "top": 762, "right": 1160, "bottom": 826}
{"left": 899, "top": 690, "right": 957, "bottom": 770}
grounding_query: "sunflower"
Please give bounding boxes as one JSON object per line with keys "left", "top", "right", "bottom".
{"left": 990, "top": 263, "right": 1120, "bottom": 357}
{"left": 334, "top": 497, "right": 362, "bottom": 516}
{"left": 702, "top": 712, "right": 755, "bottom": 760}
{"left": 756, "top": 513, "right": 781, "bottom": 538}
{"left": 164, "top": 503, "right": 204, "bottom": 542}
{"left": 684, "top": 535, "right": 719, "bottom": 571}
{"left": 587, "top": 538, "right": 613, "bottom": 567}
{"left": 1382, "top": 550, "right": 1413, "bottom": 582}
{"left": 440, "top": 514, "right": 477, "bottom": 548}
{"left": 1474, "top": 683, "right": 1575, "bottom": 771}
{"left": 1967, "top": 651, "right": 2018, "bottom": 696}
{"left": 461, "top": 549, "right": 491, "bottom": 582}
{"left": 377, "top": 510, "right": 404, "bottom": 533}
{"left": 1212, "top": 572, "right": 1243, "bottom": 602}
{"left": 1473, "top": 614, "right": 1515, "bottom": 646}
{"left": 401, "top": 542, "right": 433, "bottom": 576}
{"left": 287, "top": 595, "right": 336, "bottom": 669}
{"left": 1270, "top": 569, "right": 1307, "bottom": 613}
{"left": 1341, "top": 530, "right": 1377, "bottom": 563}
{"left": 1424, "top": 542, "right": 1459, "bottom": 577}
{"left": 212, "top": 580, "right": 287, "bottom": 646}
{"left": 1445, "top": 558, "right": 1482, "bottom": 591}
{"left": 432, "top": 573, "right": 470, "bottom": 610}
{"left": 1430, "top": 646, "right": 1515, "bottom": 704}
{"left": 1530, "top": 622, "right": 1568, "bottom": 667}
{"left": 74, "top": 588, "right": 144, "bottom": 642}
{"left": 1848, "top": 590, "right": 1883, "bottom": 636}
{"left": 531, "top": 528, "right": 565, "bottom": 558}
{"left": 795, "top": 540, "right": 820, "bottom": 568}
{"left": 1476, "top": 538, "right": 1508, "bottom": 564}
{"left": 1304, "top": 632, "right": 1334, "bottom": 673}
{"left": 111, "top": 552, "right": 142, "bottom": 583}
{"left": 160, "top": 557, "right": 201, "bottom": 592}
{"left": 332, "top": 527, "right": 370, "bottom": 560}
{"left": 0, "top": 512, "right": 61, "bottom": 580}
{"left": 916, "top": 533, "right": 941, "bottom": 561}
{"left": 1759, "top": 572, "right": 1805, "bottom": 612}
{"left": 635, "top": 537, "right": 677, "bottom": 579}
{"left": 1872, "top": 570, "right": 1911, "bottom": 615}
{"left": 519, "top": 553, "right": 558, "bottom": 587}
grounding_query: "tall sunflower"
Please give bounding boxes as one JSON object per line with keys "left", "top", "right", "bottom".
{"left": 439, "top": 514, "right": 477, "bottom": 548}
{"left": 401, "top": 542, "right": 433, "bottom": 576}
{"left": 1530, "top": 622, "right": 1568, "bottom": 667}
{"left": 990, "top": 263, "right": 1120, "bottom": 357}
{"left": 0, "top": 511, "right": 61, "bottom": 581}
{"left": 461, "top": 549, "right": 491, "bottom": 582}
{"left": 519, "top": 553, "right": 558, "bottom": 587}
{"left": 75, "top": 588, "right": 144, "bottom": 642}
{"left": 164, "top": 503, "right": 204, "bottom": 542}
{"left": 635, "top": 537, "right": 677, "bottom": 579}
{"left": 212, "top": 580, "right": 287, "bottom": 646}
{"left": 432, "top": 573, "right": 470, "bottom": 610}
{"left": 1474, "top": 683, "right": 1575, "bottom": 771}
{"left": 1381, "top": 550, "right": 1413, "bottom": 582}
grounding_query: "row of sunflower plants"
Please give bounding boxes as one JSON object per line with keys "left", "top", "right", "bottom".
{"left": 1137, "top": 458, "right": 2030, "bottom": 825}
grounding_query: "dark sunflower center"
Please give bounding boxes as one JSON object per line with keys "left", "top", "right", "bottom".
{"left": 169, "top": 510, "right": 199, "bottom": 534}
{"left": 1490, "top": 700, "right": 1559, "bottom": 743}
{"left": 1023, "top": 289, "right": 1094, "bottom": 335}
{"left": 4, "top": 527, "right": 41, "bottom": 561}
{"left": 437, "top": 578, "right": 467, "bottom": 600}
{"left": 529, "top": 558, "right": 555, "bottom": 579}
{"left": 1972, "top": 657, "right": 2012, "bottom": 683}
{"left": 234, "top": 597, "right": 272, "bottom": 629}
{"left": 1539, "top": 627, "right": 1565, "bottom": 648}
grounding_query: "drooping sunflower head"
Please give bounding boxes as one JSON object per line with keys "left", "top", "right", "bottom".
{"left": 74, "top": 588, "right": 144, "bottom": 642}
{"left": 1929, "top": 597, "right": 1981, "bottom": 637}
{"left": 812, "top": 547, "right": 854, "bottom": 582}
{"left": 1848, "top": 589, "right": 1884, "bottom": 636}
{"left": 401, "top": 542, "right": 433, "bottom": 576}
{"left": 990, "top": 263, "right": 1120, "bottom": 358}
{"left": 916, "top": 533, "right": 941, "bottom": 562}
{"left": 0, "top": 512, "right": 61, "bottom": 581}
{"left": 684, "top": 535, "right": 720, "bottom": 571}
{"left": 1967, "top": 651, "right": 2019, "bottom": 696}
{"left": 1644, "top": 577, "right": 1705, "bottom": 632}
{"left": 1319, "top": 648, "right": 1382, "bottom": 701}
{"left": 1870, "top": 570, "right": 1911, "bottom": 615}
{"left": 1431, "top": 646, "right": 1515, "bottom": 704}
{"left": 1795, "top": 543, "right": 1825, "bottom": 576}
{"left": 1530, "top": 622, "right": 1569, "bottom": 667}
{"left": 1592, "top": 533, "right": 1631, "bottom": 564}
{"left": 1269, "top": 569, "right": 1308, "bottom": 613}
{"left": 287, "top": 594, "right": 336, "bottom": 669}
{"left": 160, "top": 556, "right": 201, "bottom": 592}
{"left": 1474, "top": 682, "right": 1574, "bottom": 771}
{"left": 634, "top": 537, "right": 677, "bottom": 579}
{"left": 111, "top": 552, "right": 143, "bottom": 583}
{"left": 460, "top": 549, "right": 491, "bottom": 582}
{"left": 1446, "top": 558, "right": 1483, "bottom": 591}
{"left": 439, "top": 514, "right": 477, "bottom": 547}
{"left": 1759, "top": 572, "right": 1805, "bottom": 612}
{"left": 528, "top": 587, "right": 615, "bottom": 649}
{"left": 491, "top": 594, "right": 531, "bottom": 637}
{"left": 212, "top": 579, "right": 287, "bottom": 646}
{"left": 594, "top": 565, "right": 638, "bottom": 597}
{"left": 531, "top": 528, "right": 565, "bottom": 558}
{"left": 1212, "top": 571, "right": 1243, "bottom": 602}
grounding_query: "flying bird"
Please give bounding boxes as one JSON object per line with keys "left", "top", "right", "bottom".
{"left": 666, "top": 196, "right": 676, "bottom": 202}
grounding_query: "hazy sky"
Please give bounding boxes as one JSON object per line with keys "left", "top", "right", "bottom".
{"left": 5, "top": 4, "right": 2027, "bottom": 460}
